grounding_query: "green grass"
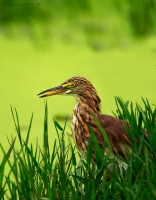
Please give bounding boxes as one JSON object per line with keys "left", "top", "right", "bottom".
{"left": 0, "top": 97, "right": 156, "bottom": 199}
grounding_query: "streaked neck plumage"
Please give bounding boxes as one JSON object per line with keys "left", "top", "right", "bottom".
{"left": 76, "top": 91, "right": 101, "bottom": 116}
{"left": 72, "top": 89, "right": 101, "bottom": 151}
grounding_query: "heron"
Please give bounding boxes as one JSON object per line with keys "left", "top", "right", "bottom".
{"left": 38, "top": 76, "right": 133, "bottom": 162}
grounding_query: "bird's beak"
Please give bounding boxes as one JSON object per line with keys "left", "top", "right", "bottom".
{"left": 38, "top": 85, "right": 65, "bottom": 98}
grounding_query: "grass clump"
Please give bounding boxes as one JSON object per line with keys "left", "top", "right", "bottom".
{"left": 0, "top": 97, "right": 156, "bottom": 199}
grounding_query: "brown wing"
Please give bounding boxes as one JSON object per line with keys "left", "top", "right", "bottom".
{"left": 97, "top": 114, "right": 131, "bottom": 158}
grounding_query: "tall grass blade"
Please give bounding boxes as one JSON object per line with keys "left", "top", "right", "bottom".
{"left": 25, "top": 113, "right": 33, "bottom": 149}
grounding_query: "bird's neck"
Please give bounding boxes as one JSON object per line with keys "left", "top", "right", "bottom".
{"left": 72, "top": 90, "right": 101, "bottom": 151}
{"left": 75, "top": 91, "right": 101, "bottom": 117}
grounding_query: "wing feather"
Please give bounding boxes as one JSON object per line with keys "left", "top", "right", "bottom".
{"left": 97, "top": 114, "right": 131, "bottom": 157}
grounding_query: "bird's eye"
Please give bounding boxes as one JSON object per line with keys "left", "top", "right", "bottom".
{"left": 70, "top": 82, "right": 75, "bottom": 87}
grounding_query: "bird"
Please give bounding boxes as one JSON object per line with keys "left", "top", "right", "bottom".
{"left": 38, "top": 76, "right": 132, "bottom": 161}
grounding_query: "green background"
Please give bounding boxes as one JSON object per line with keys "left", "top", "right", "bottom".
{"left": 0, "top": 0, "right": 156, "bottom": 151}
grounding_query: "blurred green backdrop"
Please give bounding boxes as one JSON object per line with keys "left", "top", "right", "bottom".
{"left": 0, "top": 0, "right": 156, "bottom": 151}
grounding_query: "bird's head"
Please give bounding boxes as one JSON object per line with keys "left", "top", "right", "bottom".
{"left": 38, "top": 76, "right": 98, "bottom": 98}
{"left": 38, "top": 76, "right": 101, "bottom": 113}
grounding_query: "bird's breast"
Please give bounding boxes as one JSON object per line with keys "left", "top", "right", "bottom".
{"left": 72, "top": 103, "right": 90, "bottom": 152}
{"left": 72, "top": 105, "right": 82, "bottom": 151}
